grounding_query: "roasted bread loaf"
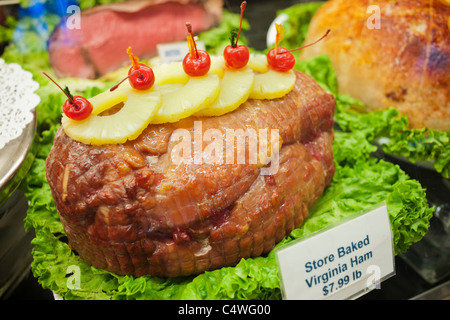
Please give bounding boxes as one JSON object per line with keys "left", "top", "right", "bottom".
{"left": 300, "top": 0, "right": 450, "bottom": 131}
{"left": 45, "top": 70, "right": 336, "bottom": 277}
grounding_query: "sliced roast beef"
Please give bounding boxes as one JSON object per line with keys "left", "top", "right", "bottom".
{"left": 48, "top": 0, "right": 223, "bottom": 79}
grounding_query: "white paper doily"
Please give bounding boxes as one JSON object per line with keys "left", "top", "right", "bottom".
{"left": 0, "top": 58, "right": 40, "bottom": 150}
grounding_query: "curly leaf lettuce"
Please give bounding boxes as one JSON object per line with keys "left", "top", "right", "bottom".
{"left": 334, "top": 96, "right": 450, "bottom": 178}
{"left": 277, "top": 1, "right": 324, "bottom": 51}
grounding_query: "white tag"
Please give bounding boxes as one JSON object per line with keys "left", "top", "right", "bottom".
{"left": 157, "top": 41, "right": 206, "bottom": 64}
{"left": 275, "top": 202, "right": 395, "bottom": 300}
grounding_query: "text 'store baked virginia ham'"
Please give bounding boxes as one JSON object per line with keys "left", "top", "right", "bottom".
{"left": 48, "top": 0, "right": 223, "bottom": 79}
{"left": 45, "top": 68, "right": 336, "bottom": 277}
{"left": 300, "top": 0, "right": 450, "bottom": 131}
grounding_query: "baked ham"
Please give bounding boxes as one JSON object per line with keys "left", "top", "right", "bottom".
{"left": 48, "top": 0, "right": 223, "bottom": 79}
{"left": 45, "top": 70, "right": 336, "bottom": 277}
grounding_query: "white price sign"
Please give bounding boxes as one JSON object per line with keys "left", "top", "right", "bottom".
{"left": 157, "top": 41, "right": 206, "bottom": 64}
{"left": 275, "top": 203, "right": 395, "bottom": 300}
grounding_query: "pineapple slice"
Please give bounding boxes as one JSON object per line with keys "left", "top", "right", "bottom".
{"left": 62, "top": 86, "right": 161, "bottom": 145}
{"left": 249, "top": 69, "right": 296, "bottom": 100}
{"left": 195, "top": 66, "right": 254, "bottom": 117}
{"left": 248, "top": 53, "right": 269, "bottom": 73}
{"left": 87, "top": 82, "right": 131, "bottom": 115}
{"left": 209, "top": 55, "right": 226, "bottom": 78}
{"left": 156, "top": 83, "right": 184, "bottom": 95}
{"left": 153, "top": 61, "right": 189, "bottom": 86}
{"left": 151, "top": 73, "right": 220, "bottom": 124}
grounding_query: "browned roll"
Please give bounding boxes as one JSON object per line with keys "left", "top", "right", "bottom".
{"left": 300, "top": 0, "right": 450, "bottom": 131}
{"left": 45, "top": 70, "right": 336, "bottom": 277}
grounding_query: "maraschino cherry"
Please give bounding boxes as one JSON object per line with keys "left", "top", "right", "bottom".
{"left": 183, "top": 22, "right": 211, "bottom": 77}
{"left": 223, "top": 1, "right": 249, "bottom": 69}
{"left": 42, "top": 72, "right": 93, "bottom": 120}
{"left": 127, "top": 47, "right": 155, "bottom": 90}
{"left": 267, "top": 24, "right": 330, "bottom": 72}
{"left": 110, "top": 46, "right": 155, "bottom": 92}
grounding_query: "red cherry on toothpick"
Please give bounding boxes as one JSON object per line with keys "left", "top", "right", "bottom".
{"left": 267, "top": 47, "right": 295, "bottom": 72}
{"left": 128, "top": 63, "right": 154, "bottom": 90}
{"left": 62, "top": 96, "right": 93, "bottom": 120}
{"left": 224, "top": 45, "right": 249, "bottom": 69}
{"left": 127, "top": 47, "right": 155, "bottom": 90}
{"left": 183, "top": 22, "right": 211, "bottom": 77}
{"left": 223, "top": 1, "right": 249, "bottom": 69}
{"left": 267, "top": 27, "right": 330, "bottom": 72}
{"left": 42, "top": 72, "right": 92, "bottom": 120}
{"left": 183, "top": 50, "right": 211, "bottom": 77}
{"left": 110, "top": 47, "right": 155, "bottom": 92}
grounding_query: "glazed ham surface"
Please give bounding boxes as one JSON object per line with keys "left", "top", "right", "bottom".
{"left": 46, "top": 70, "right": 336, "bottom": 277}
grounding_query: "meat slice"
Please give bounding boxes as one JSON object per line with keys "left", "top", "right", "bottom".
{"left": 48, "top": 0, "right": 223, "bottom": 79}
{"left": 45, "top": 70, "right": 336, "bottom": 277}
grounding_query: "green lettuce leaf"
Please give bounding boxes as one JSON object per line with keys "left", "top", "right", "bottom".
{"left": 334, "top": 99, "right": 450, "bottom": 178}
{"left": 277, "top": 1, "right": 324, "bottom": 51}
{"left": 198, "top": 10, "right": 250, "bottom": 56}
{"left": 295, "top": 54, "right": 338, "bottom": 95}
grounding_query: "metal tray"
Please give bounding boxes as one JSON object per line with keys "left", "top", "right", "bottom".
{"left": 0, "top": 109, "right": 37, "bottom": 205}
